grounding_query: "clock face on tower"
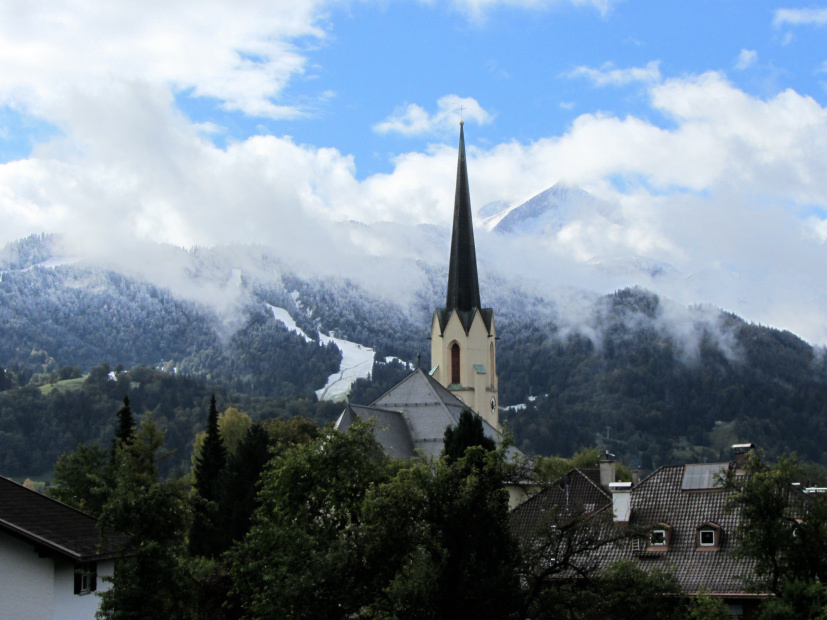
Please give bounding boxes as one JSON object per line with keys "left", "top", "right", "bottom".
{"left": 490, "top": 396, "right": 496, "bottom": 413}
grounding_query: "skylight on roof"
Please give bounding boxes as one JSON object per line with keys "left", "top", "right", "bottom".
{"left": 682, "top": 463, "right": 727, "bottom": 490}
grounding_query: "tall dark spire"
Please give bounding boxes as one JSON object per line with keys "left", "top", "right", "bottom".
{"left": 445, "top": 122, "right": 481, "bottom": 312}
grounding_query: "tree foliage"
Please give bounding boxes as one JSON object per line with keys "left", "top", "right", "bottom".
{"left": 363, "top": 446, "right": 521, "bottom": 620}
{"left": 113, "top": 395, "right": 135, "bottom": 449}
{"left": 50, "top": 443, "right": 111, "bottom": 517}
{"left": 443, "top": 408, "right": 496, "bottom": 463}
{"left": 189, "top": 395, "right": 228, "bottom": 558}
{"left": 230, "top": 423, "right": 392, "bottom": 619}
{"left": 524, "top": 559, "right": 684, "bottom": 620}
{"left": 193, "top": 395, "right": 226, "bottom": 503}
{"left": 0, "top": 364, "right": 344, "bottom": 478}
{"left": 725, "top": 452, "right": 827, "bottom": 597}
{"left": 97, "top": 414, "right": 193, "bottom": 620}
{"left": 229, "top": 423, "right": 522, "bottom": 620}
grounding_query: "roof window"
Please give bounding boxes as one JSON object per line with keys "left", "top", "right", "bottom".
{"left": 682, "top": 463, "right": 727, "bottom": 491}
{"left": 696, "top": 522, "right": 722, "bottom": 551}
{"left": 645, "top": 523, "right": 672, "bottom": 553}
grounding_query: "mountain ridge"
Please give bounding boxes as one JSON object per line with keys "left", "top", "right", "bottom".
{"left": 2, "top": 233, "right": 826, "bottom": 478}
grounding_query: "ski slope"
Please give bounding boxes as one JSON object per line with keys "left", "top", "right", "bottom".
{"left": 268, "top": 304, "right": 375, "bottom": 402}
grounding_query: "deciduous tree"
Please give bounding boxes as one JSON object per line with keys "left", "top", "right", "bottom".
{"left": 363, "top": 445, "right": 521, "bottom": 620}
{"left": 229, "top": 422, "right": 391, "bottom": 619}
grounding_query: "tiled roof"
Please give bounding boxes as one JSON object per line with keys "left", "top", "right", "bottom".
{"left": 337, "top": 368, "right": 506, "bottom": 459}
{"left": 0, "top": 476, "right": 126, "bottom": 561}
{"left": 600, "top": 464, "right": 757, "bottom": 594}
{"left": 336, "top": 404, "right": 415, "bottom": 459}
{"left": 510, "top": 468, "right": 611, "bottom": 538}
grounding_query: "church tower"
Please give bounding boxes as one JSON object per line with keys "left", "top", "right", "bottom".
{"left": 430, "top": 122, "right": 499, "bottom": 429}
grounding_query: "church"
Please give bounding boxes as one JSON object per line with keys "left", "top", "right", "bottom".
{"left": 336, "top": 121, "right": 507, "bottom": 460}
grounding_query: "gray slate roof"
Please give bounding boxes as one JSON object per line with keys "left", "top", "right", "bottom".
{"left": 0, "top": 475, "right": 126, "bottom": 562}
{"left": 599, "top": 463, "right": 757, "bottom": 595}
{"left": 336, "top": 368, "right": 504, "bottom": 459}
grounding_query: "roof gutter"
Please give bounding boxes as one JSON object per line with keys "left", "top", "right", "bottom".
{"left": 0, "top": 517, "right": 120, "bottom": 562}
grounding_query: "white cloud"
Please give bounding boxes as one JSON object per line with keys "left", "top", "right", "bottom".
{"left": 373, "top": 95, "right": 493, "bottom": 136}
{"left": 567, "top": 60, "right": 661, "bottom": 87}
{"left": 356, "top": 72, "right": 827, "bottom": 343}
{"left": 4, "top": 0, "right": 827, "bottom": 349}
{"left": 735, "top": 49, "right": 757, "bottom": 70}
{"left": 0, "top": 0, "right": 327, "bottom": 121}
{"left": 774, "top": 8, "right": 827, "bottom": 27}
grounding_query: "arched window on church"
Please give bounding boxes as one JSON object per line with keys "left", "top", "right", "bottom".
{"left": 489, "top": 342, "right": 495, "bottom": 388}
{"left": 451, "top": 343, "right": 461, "bottom": 385}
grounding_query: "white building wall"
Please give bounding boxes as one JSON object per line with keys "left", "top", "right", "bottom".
{"left": 53, "top": 557, "right": 114, "bottom": 620}
{"left": 0, "top": 530, "right": 55, "bottom": 620}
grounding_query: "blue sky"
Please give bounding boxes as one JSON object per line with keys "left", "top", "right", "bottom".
{"left": 3, "top": 0, "right": 827, "bottom": 343}
{"left": 169, "top": 0, "right": 827, "bottom": 177}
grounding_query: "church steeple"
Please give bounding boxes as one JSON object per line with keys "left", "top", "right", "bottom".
{"left": 445, "top": 122, "right": 481, "bottom": 312}
{"left": 430, "top": 122, "right": 499, "bottom": 429}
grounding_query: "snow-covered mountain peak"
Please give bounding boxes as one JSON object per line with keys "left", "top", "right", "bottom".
{"left": 477, "top": 200, "right": 512, "bottom": 231}
{"left": 492, "top": 183, "right": 605, "bottom": 236}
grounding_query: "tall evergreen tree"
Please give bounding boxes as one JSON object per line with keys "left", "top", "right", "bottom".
{"left": 194, "top": 394, "right": 227, "bottom": 502}
{"left": 190, "top": 394, "right": 228, "bottom": 558}
{"left": 114, "top": 396, "right": 135, "bottom": 446}
{"left": 443, "top": 408, "right": 496, "bottom": 463}
{"left": 219, "top": 424, "right": 274, "bottom": 545}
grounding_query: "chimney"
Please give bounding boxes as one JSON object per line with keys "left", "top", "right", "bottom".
{"left": 609, "top": 482, "right": 632, "bottom": 525}
{"left": 599, "top": 453, "right": 616, "bottom": 488}
{"left": 732, "top": 443, "right": 755, "bottom": 472}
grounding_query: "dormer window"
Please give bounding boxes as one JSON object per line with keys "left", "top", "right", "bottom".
{"left": 696, "top": 522, "right": 722, "bottom": 551}
{"left": 645, "top": 523, "right": 672, "bottom": 553}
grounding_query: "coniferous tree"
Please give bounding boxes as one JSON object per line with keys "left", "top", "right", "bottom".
{"left": 114, "top": 396, "right": 135, "bottom": 446}
{"left": 51, "top": 443, "right": 111, "bottom": 517}
{"left": 190, "top": 394, "right": 228, "bottom": 558}
{"left": 443, "top": 408, "right": 496, "bottom": 463}
{"left": 219, "top": 424, "right": 273, "bottom": 545}
{"left": 194, "top": 394, "right": 226, "bottom": 502}
{"left": 97, "top": 414, "right": 192, "bottom": 620}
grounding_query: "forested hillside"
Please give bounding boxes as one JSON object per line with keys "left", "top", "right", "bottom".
{"left": 3, "top": 234, "right": 827, "bottom": 478}
{"left": 500, "top": 289, "right": 827, "bottom": 471}
{"left": 0, "top": 364, "right": 343, "bottom": 477}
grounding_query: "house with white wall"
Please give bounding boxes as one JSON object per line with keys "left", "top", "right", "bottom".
{"left": 0, "top": 475, "right": 126, "bottom": 620}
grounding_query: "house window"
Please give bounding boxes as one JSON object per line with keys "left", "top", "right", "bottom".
{"left": 450, "top": 343, "right": 460, "bottom": 385}
{"left": 645, "top": 523, "right": 672, "bottom": 553}
{"left": 74, "top": 562, "right": 97, "bottom": 595}
{"left": 696, "top": 522, "right": 722, "bottom": 551}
